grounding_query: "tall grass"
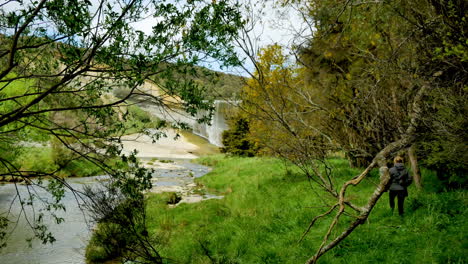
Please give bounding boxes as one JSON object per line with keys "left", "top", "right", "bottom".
{"left": 142, "top": 155, "right": 467, "bottom": 264}
{"left": 4, "top": 146, "right": 104, "bottom": 179}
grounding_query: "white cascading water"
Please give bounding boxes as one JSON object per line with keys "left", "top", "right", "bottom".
{"left": 142, "top": 100, "right": 237, "bottom": 147}
{"left": 192, "top": 100, "right": 231, "bottom": 146}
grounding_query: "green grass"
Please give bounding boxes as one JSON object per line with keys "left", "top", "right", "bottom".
{"left": 121, "top": 104, "right": 165, "bottom": 135}
{"left": 143, "top": 155, "right": 467, "bottom": 264}
{"left": 1, "top": 146, "right": 112, "bottom": 181}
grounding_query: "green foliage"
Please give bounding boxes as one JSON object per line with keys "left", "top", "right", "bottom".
{"left": 128, "top": 105, "right": 152, "bottom": 124}
{"left": 0, "top": 216, "right": 7, "bottom": 249}
{"left": 1, "top": 0, "right": 244, "bottom": 250}
{"left": 0, "top": 145, "right": 105, "bottom": 179}
{"left": 84, "top": 183, "right": 160, "bottom": 263}
{"left": 160, "top": 192, "right": 182, "bottom": 205}
{"left": 203, "top": 71, "right": 245, "bottom": 99}
{"left": 0, "top": 74, "right": 50, "bottom": 142}
{"left": 15, "top": 147, "right": 58, "bottom": 173}
{"left": 160, "top": 67, "right": 244, "bottom": 100}
{"left": 241, "top": 45, "right": 312, "bottom": 160}
{"left": 220, "top": 116, "right": 258, "bottom": 156}
{"left": 122, "top": 105, "right": 165, "bottom": 134}
{"left": 61, "top": 158, "right": 103, "bottom": 177}
{"left": 243, "top": 0, "right": 467, "bottom": 176}
{"left": 142, "top": 156, "right": 467, "bottom": 264}
{"left": 417, "top": 90, "right": 468, "bottom": 188}
{"left": 85, "top": 243, "right": 109, "bottom": 263}
{"left": 85, "top": 223, "right": 126, "bottom": 263}
{"left": 419, "top": 138, "right": 467, "bottom": 189}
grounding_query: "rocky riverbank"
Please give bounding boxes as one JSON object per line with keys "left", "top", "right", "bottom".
{"left": 0, "top": 129, "right": 221, "bottom": 264}
{"left": 121, "top": 128, "right": 222, "bottom": 205}
{"left": 140, "top": 158, "right": 222, "bottom": 205}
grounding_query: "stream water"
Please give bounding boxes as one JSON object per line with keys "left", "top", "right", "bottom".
{"left": 1, "top": 93, "right": 229, "bottom": 263}
{"left": 0, "top": 177, "right": 97, "bottom": 264}
{"left": 0, "top": 160, "right": 212, "bottom": 264}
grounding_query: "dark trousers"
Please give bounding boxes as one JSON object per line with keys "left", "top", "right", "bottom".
{"left": 389, "top": 190, "right": 407, "bottom": 215}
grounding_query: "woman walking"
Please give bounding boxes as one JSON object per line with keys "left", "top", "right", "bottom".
{"left": 389, "top": 156, "right": 412, "bottom": 216}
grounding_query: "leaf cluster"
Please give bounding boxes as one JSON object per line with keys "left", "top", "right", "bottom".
{"left": 0, "top": 0, "right": 244, "bottom": 249}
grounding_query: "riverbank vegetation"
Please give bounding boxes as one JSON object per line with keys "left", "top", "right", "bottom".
{"left": 218, "top": 1, "right": 467, "bottom": 260}
{"left": 86, "top": 155, "right": 467, "bottom": 263}
{"left": 0, "top": 97, "right": 159, "bottom": 183}
{"left": 0, "top": 146, "right": 101, "bottom": 182}
{"left": 2, "top": 0, "right": 466, "bottom": 262}
{"left": 1, "top": 0, "right": 244, "bottom": 250}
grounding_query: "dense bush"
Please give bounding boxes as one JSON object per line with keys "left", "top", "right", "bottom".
{"left": 220, "top": 117, "right": 258, "bottom": 156}
{"left": 85, "top": 223, "right": 124, "bottom": 263}
{"left": 119, "top": 104, "right": 166, "bottom": 135}
{"left": 84, "top": 190, "right": 161, "bottom": 264}
{"left": 419, "top": 138, "right": 467, "bottom": 189}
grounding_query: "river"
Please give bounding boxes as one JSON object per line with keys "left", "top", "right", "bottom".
{"left": 0, "top": 99, "right": 229, "bottom": 263}
{"left": 0, "top": 177, "right": 98, "bottom": 264}
{"left": 0, "top": 157, "right": 213, "bottom": 264}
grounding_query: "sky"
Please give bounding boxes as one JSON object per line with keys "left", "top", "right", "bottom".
{"left": 130, "top": 0, "right": 312, "bottom": 76}
{"left": 130, "top": 0, "right": 307, "bottom": 47}
{"left": 2, "top": 0, "right": 311, "bottom": 76}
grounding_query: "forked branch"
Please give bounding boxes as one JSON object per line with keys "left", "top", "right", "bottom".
{"left": 305, "top": 85, "right": 427, "bottom": 264}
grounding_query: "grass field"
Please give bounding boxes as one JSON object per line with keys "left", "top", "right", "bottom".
{"left": 143, "top": 155, "right": 467, "bottom": 264}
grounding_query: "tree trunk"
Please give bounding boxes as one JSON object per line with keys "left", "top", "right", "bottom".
{"left": 346, "top": 153, "right": 372, "bottom": 168}
{"left": 305, "top": 85, "right": 428, "bottom": 264}
{"left": 305, "top": 164, "right": 392, "bottom": 264}
{"left": 408, "top": 144, "right": 422, "bottom": 189}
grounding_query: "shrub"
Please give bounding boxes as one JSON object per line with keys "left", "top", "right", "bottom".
{"left": 17, "top": 147, "right": 58, "bottom": 173}
{"left": 85, "top": 243, "right": 110, "bottom": 263}
{"left": 220, "top": 117, "right": 258, "bottom": 156}
{"left": 122, "top": 105, "right": 165, "bottom": 134}
{"left": 85, "top": 223, "right": 127, "bottom": 263}
{"left": 128, "top": 105, "right": 152, "bottom": 123}
{"left": 84, "top": 188, "right": 161, "bottom": 264}
{"left": 163, "top": 192, "right": 182, "bottom": 205}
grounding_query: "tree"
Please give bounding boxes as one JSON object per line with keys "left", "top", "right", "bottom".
{"left": 220, "top": 114, "right": 258, "bottom": 157}
{"left": 0, "top": 0, "right": 243, "bottom": 255}
{"left": 238, "top": 0, "right": 466, "bottom": 262}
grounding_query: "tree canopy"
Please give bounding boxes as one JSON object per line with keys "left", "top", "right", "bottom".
{"left": 235, "top": 0, "right": 467, "bottom": 262}
{"left": 0, "top": 0, "right": 243, "bottom": 254}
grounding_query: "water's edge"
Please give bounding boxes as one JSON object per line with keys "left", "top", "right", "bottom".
{"left": 0, "top": 160, "right": 214, "bottom": 264}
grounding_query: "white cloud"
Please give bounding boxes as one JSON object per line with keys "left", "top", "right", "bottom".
{"left": 225, "top": 0, "right": 312, "bottom": 75}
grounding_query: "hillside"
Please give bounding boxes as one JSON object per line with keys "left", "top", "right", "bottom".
{"left": 188, "top": 68, "right": 245, "bottom": 99}
{"left": 113, "top": 66, "right": 245, "bottom": 101}
{"left": 0, "top": 34, "right": 244, "bottom": 101}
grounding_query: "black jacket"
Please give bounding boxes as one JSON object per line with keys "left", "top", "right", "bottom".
{"left": 389, "top": 163, "right": 411, "bottom": 191}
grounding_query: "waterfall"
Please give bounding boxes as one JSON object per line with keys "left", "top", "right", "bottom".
{"left": 141, "top": 100, "right": 237, "bottom": 147}
{"left": 192, "top": 100, "right": 233, "bottom": 147}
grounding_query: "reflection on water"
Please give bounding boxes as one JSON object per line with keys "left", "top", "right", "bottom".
{"left": 0, "top": 178, "right": 96, "bottom": 264}
{"left": 0, "top": 161, "right": 212, "bottom": 264}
